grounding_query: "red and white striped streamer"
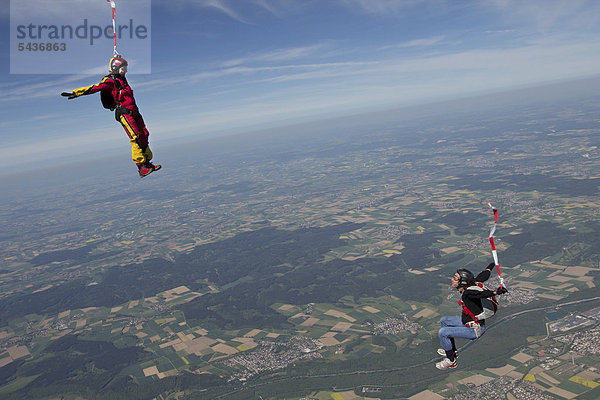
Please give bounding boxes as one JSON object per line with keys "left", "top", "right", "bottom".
{"left": 487, "top": 202, "right": 504, "bottom": 288}
{"left": 107, "top": 0, "right": 118, "bottom": 56}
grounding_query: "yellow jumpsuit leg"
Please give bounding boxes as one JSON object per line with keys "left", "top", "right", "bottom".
{"left": 143, "top": 146, "right": 153, "bottom": 162}
{"left": 119, "top": 114, "right": 147, "bottom": 164}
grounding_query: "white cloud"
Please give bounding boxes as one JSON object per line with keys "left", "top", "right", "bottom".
{"left": 9, "top": 0, "right": 106, "bottom": 20}
{"left": 485, "top": 0, "right": 600, "bottom": 32}
{"left": 221, "top": 42, "right": 333, "bottom": 67}
{"left": 169, "top": 0, "right": 288, "bottom": 23}
{"left": 31, "top": 113, "right": 62, "bottom": 121}
{"left": 169, "top": 35, "right": 600, "bottom": 90}
{"left": 169, "top": 0, "right": 310, "bottom": 22}
{"left": 179, "top": 0, "right": 434, "bottom": 20}
{"left": 198, "top": 0, "right": 250, "bottom": 23}
{"left": 0, "top": 73, "right": 106, "bottom": 103}
{"left": 147, "top": 35, "right": 600, "bottom": 141}
{"left": 394, "top": 35, "right": 447, "bottom": 48}
{"left": 251, "top": 0, "right": 311, "bottom": 18}
{"left": 382, "top": 35, "right": 446, "bottom": 49}
{"left": 338, "top": 0, "right": 430, "bottom": 15}
{"left": 132, "top": 59, "right": 378, "bottom": 93}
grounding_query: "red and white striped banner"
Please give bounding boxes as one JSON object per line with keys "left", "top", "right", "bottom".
{"left": 107, "top": 0, "right": 118, "bottom": 56}
{"left": 487, "top": 202, "right": 504, "bottom": 288}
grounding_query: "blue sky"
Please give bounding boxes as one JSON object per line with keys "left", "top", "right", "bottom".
{"left": 1, "top": 0, "right": 600, "bottom": 172}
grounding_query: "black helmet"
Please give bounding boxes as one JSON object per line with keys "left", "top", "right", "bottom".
{"left": 456, "top": 269, "right": 475, "bottom": 288}
{"left": 109, "top": 56, "right": 128, "bottom": 73}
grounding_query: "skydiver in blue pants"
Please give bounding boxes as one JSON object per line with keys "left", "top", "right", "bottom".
{"left": 436, "top": 264, "right": 508, "bottom": 370}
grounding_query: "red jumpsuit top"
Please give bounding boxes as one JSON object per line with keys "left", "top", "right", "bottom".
{"left": 72, "top": 74, "right": 139, "bottom": 115}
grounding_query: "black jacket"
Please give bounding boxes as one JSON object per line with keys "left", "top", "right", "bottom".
{"left": 460, "top": 265, "right": 496, "bottom": 325}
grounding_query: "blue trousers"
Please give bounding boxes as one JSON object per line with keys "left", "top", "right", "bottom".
{"left": 438, "top": 316, "right": 485, "bottom": 351}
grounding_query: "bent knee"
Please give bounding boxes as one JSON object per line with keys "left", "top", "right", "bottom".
{"left": 438, "top": 327, "right": 449, "bottom": 340}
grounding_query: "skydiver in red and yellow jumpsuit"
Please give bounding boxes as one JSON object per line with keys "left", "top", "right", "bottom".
{"left": 62, "top": 56, "right": 161, "bottom": 177}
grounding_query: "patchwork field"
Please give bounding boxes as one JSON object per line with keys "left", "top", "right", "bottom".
{"left": 1, "top": 96, "right": 599, "bottom": 399}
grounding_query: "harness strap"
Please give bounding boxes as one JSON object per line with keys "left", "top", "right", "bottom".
{"left": 105, "top": 74, "right": 134, "bottom": 121}
{"left": 458, "top": 300, "right": 480, "bottom": 323}
{"left": 110, "top": 74, "right": 126, "bottom": 103}
{"left": 459, "top": 283, "right": 489, "bottom": 322}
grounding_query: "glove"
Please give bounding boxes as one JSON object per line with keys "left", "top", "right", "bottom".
{"left": 486, "top": 262, "right": 495, "bottom": 271}
{"left": 495, "top": 286, "right": 508, "bottom": 295}
{"left": 61, "top": 92, "right": 76, "bottom": 99}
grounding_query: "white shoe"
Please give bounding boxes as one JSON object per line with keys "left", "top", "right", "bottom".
{"left": 435, "top": 358, "right": 457, "bottom": 370}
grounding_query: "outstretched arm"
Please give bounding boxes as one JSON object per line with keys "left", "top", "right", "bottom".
{"left": 475, "top": 262, "right": 495, "bottom": 282}
{"left": 61, "top": 76, "right": 114, "bottom": 99}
